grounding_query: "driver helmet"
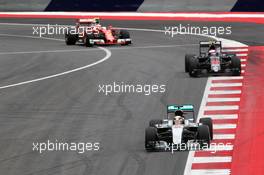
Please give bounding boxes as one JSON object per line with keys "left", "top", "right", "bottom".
{"left": 174, "top": 115, "right": 184, "bottom": 125}
{"left": 175, "top": 110, "right": 183, "bottom": 116}
{"left": 94, "top": 18, "right": 100, "bottom": 24}
{"left": 174, "top": 110, "right": 184, "bottom": 125}
{"left": 209, "top": 42, "right": 216, "bottom": 50}
{"left": 209, "top": 49, "right": 217, "bottom": 56}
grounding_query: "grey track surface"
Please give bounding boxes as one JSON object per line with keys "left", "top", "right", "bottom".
{"left": 0, "top": 19, "right": 262, "bottom": 175}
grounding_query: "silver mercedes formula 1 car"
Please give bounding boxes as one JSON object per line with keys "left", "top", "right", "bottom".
{"left": 145, "top": 104, "right": 213, "bottom": 152}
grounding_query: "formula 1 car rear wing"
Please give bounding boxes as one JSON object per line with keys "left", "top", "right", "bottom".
{"left": 77, "top": 18, "right": 100, "bottom": 24}
{"left": 200, "top": 41, "right": 222, "bottom": 48}
{"left": 167, "top": 104, "right": 194, "bottom": 113}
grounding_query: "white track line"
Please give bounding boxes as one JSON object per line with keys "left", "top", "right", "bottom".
{"left": 0, "top": 34, "right": 112, "bottom": 89}
{"left": 204, "top": 106, "right": 239, "bottom": 110}
{"left": 211, "top": 83, "right": 242, "bottom": 87}
{"left": 0, "top": 44, "right": 198, "bottom": 55}
{"left": 0, "top": 48, "right": 99, "bottom": 55}
{"left": 210, "top": 76, "right": 243, "bottom": 80}
{"left": 193, "top": 156, "right": 232, "bottom": 163}
{"left": 184, "top": 77, "right": 213, "bottom": 175}
{"left": 208, "top": 90, "right": 241, "bottom": 94}
{"left": 205, "top": 144, "right": 234, "bottom": 151}
{"left": 191, "top": 169, "right": 231, "bottom": 175}
{"left": 213, "top": 124, "right": 237, "bottom": 129}
{"left": 0, "top": 47, "right": 111, "bottom": 90}
{"left": 207, "top": 98, "right": 240, "bottom": 102}
{"left": 184, "top": 78, "right": 212, "bottom": 175}
{"left": 0, "top": 33, "right": 63, "bottom": 41}
{"left": 206, "top": 114, "right": 238, "bottom": 119}
{"left": 214, "top": 134, "right": 235, "bottom": 139}
{"left": 236, "top": 53, "right": 248, "bottom": 57}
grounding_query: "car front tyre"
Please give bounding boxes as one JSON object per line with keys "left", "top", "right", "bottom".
{"left": 84, "top": 34, "right": 94, "bottom": 47}
{"left": 197, "top": 125, "right": 211, "bottom": 148}
{"left": 145, "top": 127, "right": 158, "bottom": 152}
{"left": 119, "top": 30, "right": 131, "bottom": 46}
{"left": 231, "top": 56, "right": 241, "bottom": 76}
{"left": 189, "top": 57, "right": 199, "bottom": 77}
{"left": 149, "top": 119, "right": 163, "bottom": 127}
{"left": 199, "top": 118, "right": 213, "bottom": 140}
{"left": 185, "top": 54, "right": 195, "bottom": 72}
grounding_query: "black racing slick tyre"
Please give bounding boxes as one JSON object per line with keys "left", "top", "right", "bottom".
{"left": 231, "top": 56, "right": 241, "bottom": 76}
{"left": 119, "top": 30, "right": 131, "bottom": 45}
{"left": 185, "top": 54, "right": 195, "bottom": 72}
{"left": 199, "top": 118, "right": 213, "bottom": 140}
{"left": 188, "top": 57, "right": 199, "bottom": 77}
{"left": 145, "top": 127, "right": 158, "bottom": 151}
{"left": 97, "top": 32, "right": 105, "bottom": 40}
{"left": 149, "top": 119, "right": 163, "bottom": 127}
{"left": 84, "top": 34, "right": 94, "bottom": 47}
{"left": 197, "top": 125, "right": 211, "bottom": 147}
{"left": 119, "top": 29, "right": 130, "bottom": 39}
{"left": 65, "top": 32, "right": 78, "bottom": 45}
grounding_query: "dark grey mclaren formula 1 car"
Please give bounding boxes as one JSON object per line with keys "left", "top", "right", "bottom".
{"left": 145, "top": 104, "right": 213, "bottom": 152}
{"left": 185, "top": 41, "right": 241, "bottom": 77}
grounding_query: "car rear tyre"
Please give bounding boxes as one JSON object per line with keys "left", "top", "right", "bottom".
{"left": 149, "top": 119, "right": 163, "bottom": 127}
{"left": 145, "top": 127, "right": 157, "bottom": 151}
{"left": 197, "top": 125, "right": 210, "bottom": 147}
{"left": 97, "top": 32, "right": 105, "bottom": 40}
{"left": 231, "top": 56, "right": 241, "bottom": 76}
{"left": 65, "top": 33, "right": 78, "bottom": 45}
{"left": 189, "top": 57, "right": 199, "bottom": 77}
{"left": 199, "top": 118, "right": 213, "bottom": 140}
{"left": 185, "top": 54, "right": 195, "bottom": 72}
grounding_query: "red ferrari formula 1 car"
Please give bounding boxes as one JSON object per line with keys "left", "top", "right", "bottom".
{"left": 65, "top": 18, "right": 132, "bottom": 47}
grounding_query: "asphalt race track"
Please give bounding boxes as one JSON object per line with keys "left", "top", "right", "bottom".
{"left": 0, "top": 19, "right": 263, "bottom": 175}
